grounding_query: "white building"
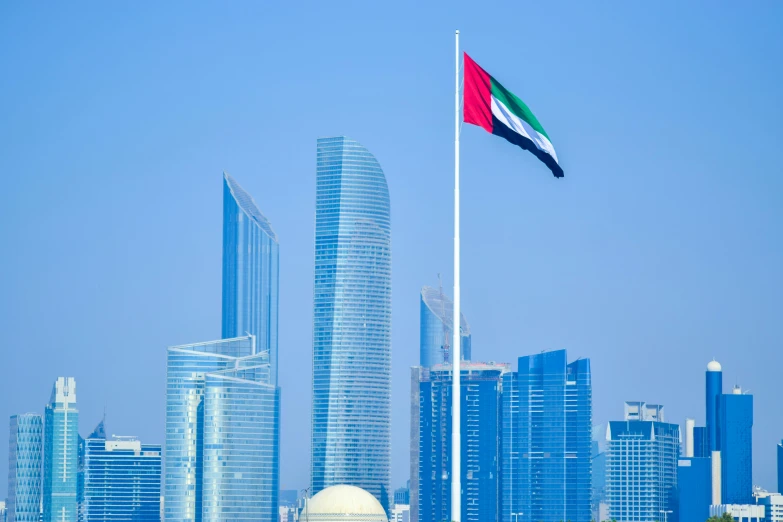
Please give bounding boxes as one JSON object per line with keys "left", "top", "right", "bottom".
{"left": 711, "top": 504, "right": 765, "bottom": 522}
{"left": 391, "top": 504, "right": 410, "bottom": 522}
{"left": 754, "top": 491, "right": 783, "bottom": 522}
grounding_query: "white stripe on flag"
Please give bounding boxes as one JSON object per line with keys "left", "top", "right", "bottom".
{"left": 491, "top": 96, "right": 559, "bottom": 163}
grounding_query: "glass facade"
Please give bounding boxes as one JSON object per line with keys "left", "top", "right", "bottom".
{"left": 778, "top": 440, "right": 783, "bottom": 498}
{"left": 678, "top": 457, "right": 711, "bottom": 522}
{"left": 719, "top": 390, "right": 753, "bottom": 505}
{"left": 501, "top": 350, "right": 592, "bottom": 522}
{"left": 165, "top": 336, "right": 280, "bottom": 522}
{"left": 43, "top": 377, "right": 79, "bottom": 522}
{"left": 221, "top": 172, "right": 280, "bottom": 385}
{"left": 605, "top": 420, "right": 680, "bottom": 522}
{"left": 693, "top": 426, "right": 709, "bottom": 459}
{"left": 80, "top": 422, "right": 161, "bottom": 521}
{"left": 418, "top": 363, "right": 508, "bottom": 522}
{"left": 706, "top": 365, "right": 722, "bottom": 453}
{"left": 7, "top": 413, "right": 43, "bottom": 522}
{"left": 311, "top": 137, "right": 392, "bottom": 510}
{"left": 419, "top": 286, "right": 471, "bottom": 368}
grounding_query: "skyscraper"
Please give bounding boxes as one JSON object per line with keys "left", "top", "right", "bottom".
{"left": 221, "top": 172, "right": 280, "bottom": 384}
{"left": 419, "top": 285, "right": 471, "bottom": 368}
{"left": 165, "top": 336, "right": 279, "bottom": 522}
{"left": 419, "top": 362, "right": 509, "bottom": 522}
{"left": 706, "top": 360, "right": 722, "bottom": 453}
{"left": 778, "top": 440, "right": 783, "bottom": 497}
{"left": 678, "top": 457, "right": 712, "bottom": 522}
{"left": 80, "top": 420, "right": 162, "bottom": 521}
{"left": 311, "top": 137, "right": 392, "bottom": 510}
{"left": 410, "top": 366, "right": 424, "bottom": 522}
{"left": 605, "top": 402, "right": 680, "bottom": 522}
{"left": 43, "top": 377, "right": 79, "bottom": 522}
{"left": 7, "top": 413, "right": 43, "bottom": 522}
{"left": 501, "top": 350, "right": 592, "bottom": 522}
{"left": 719, "top": 386, "right": 753, "bottom": 505}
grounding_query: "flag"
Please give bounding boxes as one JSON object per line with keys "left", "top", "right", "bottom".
{"left": 463, "top": 52, "right": 563, "bottom": 178}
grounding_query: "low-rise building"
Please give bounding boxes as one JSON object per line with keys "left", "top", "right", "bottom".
{"left": 710, "top": 504, "right": 765, "bottom": 522}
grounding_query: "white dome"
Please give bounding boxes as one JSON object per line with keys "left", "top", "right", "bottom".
{"left": 707, "top": 360, "right": 722, "bottom": 372}
{"left": 301, "top": 485, "right": 387, "bottom": 522}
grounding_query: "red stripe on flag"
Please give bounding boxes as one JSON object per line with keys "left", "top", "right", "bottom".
{"left": 463, "top": 52, "right": 493, "bottom": 133}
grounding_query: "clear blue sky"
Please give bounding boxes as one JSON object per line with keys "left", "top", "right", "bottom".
{"left": 1, "top": 2, "right": 781, "bottom": 495}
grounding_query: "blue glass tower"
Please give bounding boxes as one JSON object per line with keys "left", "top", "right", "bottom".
{"left": 718, "top": 387, "right": 753, "bottom": 505}
{"left": 165, "top": 336, "right": 279, "bottom": 522}
{"left": 419, "top": 286, "right": 471, "bottom": 367}
{"left": 678, "top": 457, "right": 711, "bottom": 522}
{"left": 606, "top": 415, "right": 680, "bottom": 522}
{"left": 81, "top": 420, "right": 161, "bottom": 521}
{"left": 778, "top": 440, "right": 783, "bottom": 497}
{"left": 501, "top": 350, "right": 592, "bottom": 522}
{"left": 706, "top": 361, "right": 722, "bottom": 453}
{"left": 418, "top": 363, "right": 508, "bottom": 522}
{"left": 7, "top": 413, "right": 43, "bottom": 522}
{"left": 693, "top": 426, "right": 709, "bottom": 458}
{"left": 43, "top": 377, "right": 79, "bottom": 522}
{"left": 222, "top": 172, "right": 280, "bottom": 384}
{"left": 311, "top": 137, "right": 392, "bottom": 510}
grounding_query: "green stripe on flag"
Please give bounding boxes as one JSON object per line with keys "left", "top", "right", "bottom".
{"left": 490, "top": 78, "right": 549, "bottom": 140}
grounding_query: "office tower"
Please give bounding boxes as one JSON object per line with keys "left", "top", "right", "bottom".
{"left": 419, "top": 362, "right": 509, "bottom": 522}
{"left": 678, "top": 457, "right": 711, "bottom": 522}
{"left": 605, "top": 402, "right": 680, "bottom": 522}
{"left": 501, "top": 350, "right": 592, "bottom": 522}
{"left": 693, "top": 426, "right": 709, "bottom": 458}
{"left": 706, "top": 360, "right": 722, "bottom": 453}
{"left": 165, "top": 336, "right": 280, "bottom": 522}
{"left": 394, "top": 483, "right": 410, "bottom": 506}
{"left": 719, "top": 386, "right": 753, "bottom": 505}
{"left": 43, "top": 377, "right": 79, "bottom": 522}
{"left": 778, "top": 440, "right": 783, "bottom": 497}
{"left": 591, "top": 425, "right": 607, "bottom": 522}
{"left": 80, "top": 419, "right": 161, "bottom": 521}
{"left": 419, "top": 285, "right": 471, "bottom": 367}
{"left": 7, "top": 413, "right": 43, "bottom": 522}
{"left": 410, "top": 367, "right": 424, "bottom": 522}
{"left": 311, "top": 137, "right": 392, "bottom": 510}
{"left": 221, "top": 172, "right": 280, "bottom": 385}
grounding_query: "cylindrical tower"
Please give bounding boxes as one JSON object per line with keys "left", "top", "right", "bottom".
{"left": 706, "top": 360, "right": 722, "bottom": 452}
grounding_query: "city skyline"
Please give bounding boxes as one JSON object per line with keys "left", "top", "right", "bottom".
{"left": 1, "top": 1, "right": 782, "bottom": 500}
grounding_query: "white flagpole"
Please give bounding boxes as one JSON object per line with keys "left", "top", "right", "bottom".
{"left": 451, "top": 28, "right": 462, "bottom": 522}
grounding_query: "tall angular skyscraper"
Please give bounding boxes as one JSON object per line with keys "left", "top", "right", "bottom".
{"left": 719, "top": 386, "right": 753, "bottom": 505}
{"left": 418, "top": 362, "right": 509, "bottom": 522}
{"left": 419, "top": 286, "right": 471, "bottom": 368}
{"left": 165, "top": 336, "right": 279, "bottom": 522}
{"left": 311, "top": 137, "right": 392, "bottom": 510}
{"left": 43, "top": 377, "right": 79, "bottom": 522}
{"left": 80, "top": 419, "right": 162, "bottom": 521}
{"left": 222, "top": 172, "right": 280, "bottom": 384}
{"left": 7, "top": 413, "right": 43, "bottom": 522}
{"left": 502, "top": 350, "right": 592, "bottom": 522}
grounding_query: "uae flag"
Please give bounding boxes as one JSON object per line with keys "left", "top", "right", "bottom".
{"left": 463, "top": 52, "right": 564, "bottom": 178}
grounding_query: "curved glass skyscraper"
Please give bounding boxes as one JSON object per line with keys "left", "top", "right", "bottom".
{"left": 7, "top": 413, "right": 43, "bottom": 522}
{"left": 222, "top": 172, "right": 280, "bottom": 384}
{"left": 311, "top": 137, "right": 392, "bottom": 511}
{"left": 420, "top": 286, "right": 471, "bottom": 367}
{"left": 165, "top": 336, "right": 279, "bottom": 522}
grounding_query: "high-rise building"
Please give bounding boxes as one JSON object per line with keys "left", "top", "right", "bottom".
{"left": 501, "top": 350, "right": 592, "bottom": 522}
{"left": 221, "top": 172, "right": 280, "bottom": 385}
{"left": 410, "top": 367, "right": 424, "bottom": 522}
{"left": 394, "top": 483, "right": 410, "bottom": 507}
{"left": 778, "top": 440, "right": 783, "bottom": 497}
{"left": 43, "top": 377, "right": 79, "bottom": 522}
{"left": 693, "top": 426, "right": 709, "bottom": 458}
{"left": 591, "top": 425, "right": 608, "bottom": 522}
{"left": 311, "top": 137, "right": 392, "bottom": 510}
{"left": 678, "top": 457, "right": 712, "bottom": 522}
{"left": 719, "top": 386, "right": 753, "bottom": 505}
{"left": 80, "top": 419, "right": 161, "bottom": 521}
{"left": 419, "top": 286, "right": 471, "bottom": 368}
{"left": 419, "top": 362, "right": 508, "bottom": 522}
{"left": 706, "top": 360, "right": 722, "bottom": 453}
{"left": 165, "top": 336, "right": 280, "bottom": 522}
{"left": 605, "top": 402, "right": 680, "bottom": 522}
{"left": 7, "top": 413, "right": 43, "bottom": 522}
